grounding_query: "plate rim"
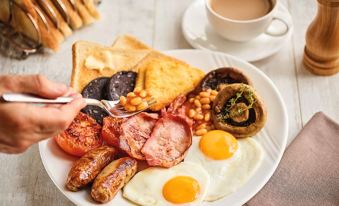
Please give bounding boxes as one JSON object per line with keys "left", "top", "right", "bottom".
{"left": 39, "top": 49, "right": 288, "bottom": 206}
{"left": 181, "top": 0, "right": 294, "bottom": 62}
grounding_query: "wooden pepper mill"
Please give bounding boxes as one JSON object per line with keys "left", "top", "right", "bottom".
{"left": 303, "top": 0, "right": 339, "bottom": 76}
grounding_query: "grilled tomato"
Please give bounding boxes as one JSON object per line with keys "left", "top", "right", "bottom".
{"left": 55, "top": 112, "right": 103, "bottom": 157}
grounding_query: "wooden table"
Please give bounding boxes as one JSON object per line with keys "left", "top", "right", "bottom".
{"left": 0, "top": 0, "right": 338, "bottom": 205}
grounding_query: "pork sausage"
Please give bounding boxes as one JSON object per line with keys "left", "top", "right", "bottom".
{"left": 66, "top": 146, "right": 117, "bottom": 191}
{"left": 91, "top": 157, "right": 137, "bottom": 203}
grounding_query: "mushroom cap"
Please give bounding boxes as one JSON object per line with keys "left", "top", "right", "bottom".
{"left": 212, "top": 84, "right": 267, "bottom": 138}
{"left": 193, "top": 67, "right": 252, "bottom": 94}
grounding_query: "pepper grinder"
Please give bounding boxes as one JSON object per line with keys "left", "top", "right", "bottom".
{"left": 303, "top": 0, "right": 339, "bottom": 76}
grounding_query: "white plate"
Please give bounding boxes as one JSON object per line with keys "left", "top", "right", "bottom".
{"left": 182, "top": 0, "right": 294, "bottom": 62}
{"left": 39, "top": 50, "right": 288, "bottom": 206}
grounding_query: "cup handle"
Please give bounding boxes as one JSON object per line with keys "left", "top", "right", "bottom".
{"left": 265, "top": 17, "right": 289, "bottom": 37}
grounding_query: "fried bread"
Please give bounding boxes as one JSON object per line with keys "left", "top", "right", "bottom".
{"left": 132, "top": 52, "right": 205, "bottom": 111}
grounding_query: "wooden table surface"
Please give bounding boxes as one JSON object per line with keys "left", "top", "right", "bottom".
{"left": 0, "top": 0, "right": 338, "bottom": 205}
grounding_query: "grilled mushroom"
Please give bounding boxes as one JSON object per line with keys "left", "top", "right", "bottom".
{"left": 193, "top": 67, "right": 252, "bottom": 94}
{"left": 212, "top": 83, "right": 267, "bottom": 138}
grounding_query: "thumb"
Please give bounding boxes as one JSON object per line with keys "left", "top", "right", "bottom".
{"left": 2, "top": 74, "right": 68, "bottom": 98}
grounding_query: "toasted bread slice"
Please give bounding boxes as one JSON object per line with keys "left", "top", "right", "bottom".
{"left": 132, "top": 52, "right": 205, "bottom": 111}
{"left": 112, "top": 35, "right": 151, "bottom": 50}
{"left": 36, "top": 0, "right": 72, "bottom": 37}
{"left": 71, "top": 41, "right": 150, "bottom": 92}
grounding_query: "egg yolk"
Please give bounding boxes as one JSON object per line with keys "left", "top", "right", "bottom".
{"left": 199, "top": 130, "right": 238, "bottom": 160}
{"left": 162, "top": 176, "right": 200, "bottom": 204}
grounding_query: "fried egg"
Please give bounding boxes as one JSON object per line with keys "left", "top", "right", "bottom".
{"left": 185, "top": 130, "right": 263, "bottom": 201}
{"left": 123, "top": 162, "right": 210, "bottom": 205}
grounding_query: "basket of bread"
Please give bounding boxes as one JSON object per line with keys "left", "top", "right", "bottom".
{"left": 0, "top": 0, "right": 100, "bottom": 59}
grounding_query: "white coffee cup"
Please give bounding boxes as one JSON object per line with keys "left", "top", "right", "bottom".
{"left": 205, "top": 0, "right": 289, "bottom": 42}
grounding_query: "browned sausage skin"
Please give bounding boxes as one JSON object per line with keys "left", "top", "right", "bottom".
{"left": 91, "top": 157, "right": 138, "bottom": 203}
{"left": 66, "top": 146, "right": 118, "bottom": 191}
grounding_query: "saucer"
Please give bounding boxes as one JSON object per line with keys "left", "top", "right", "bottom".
{"left": 182, "top": 0, "right": 294, "bottom": 62}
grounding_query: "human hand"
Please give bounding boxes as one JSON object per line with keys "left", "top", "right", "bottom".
{"left": 0, "top": 74, "right": 86, "bottom": 154}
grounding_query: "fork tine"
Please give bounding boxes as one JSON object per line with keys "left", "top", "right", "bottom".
{"left": 107, "top": 97, "right": 158, "bottom": 118}
{"left": 147, "top": 98, "right": 157, "bottom": 105}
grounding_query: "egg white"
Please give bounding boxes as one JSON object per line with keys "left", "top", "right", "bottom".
{"left": 123, "top": 162, "right": 210, "bottom": 206}
{"left": 184, "top": 136, "right": 263, "bottom": 201}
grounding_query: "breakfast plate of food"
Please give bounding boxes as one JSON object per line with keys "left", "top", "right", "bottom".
{"left": 39, "top": 35, "right": 288, "bottom": 206}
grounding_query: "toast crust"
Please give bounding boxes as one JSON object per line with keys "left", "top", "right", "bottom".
{"left": 112, "top": 35, "right": 151, "bottom": 50}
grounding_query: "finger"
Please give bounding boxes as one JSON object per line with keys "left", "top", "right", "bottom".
{"left": 44, "top": 104, "right": 62, "bottom": 109}
{"left": 29, "top": 97, "right": 86, "bottom": 136}
{"left": 64, "top": 87, "right": 78, "bottom": 97}
{"left": 0, "top": 98, "right": 85, "bottom": 145}
{"left": 44, "top": 92, "right": 82, "bottom": 109}
{"left": 57, "top": 97, "right": 86, "bottom": 124}
{"left": 1, "top": 74, "right": 68, "bottom": 98}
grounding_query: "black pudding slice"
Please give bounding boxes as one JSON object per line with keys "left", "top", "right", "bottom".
{"left": 82, "top": 77, "right": 110, "bottom": 100}
{"left": 106, "top": 71, "right": 137, "bottom": 101}
{"left": 81, "top": 77, "right": 110, "bottom": 124}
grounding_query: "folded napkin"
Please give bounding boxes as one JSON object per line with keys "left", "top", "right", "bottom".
{"left": 245, "top": 112, "right": 339, "bottom": 206}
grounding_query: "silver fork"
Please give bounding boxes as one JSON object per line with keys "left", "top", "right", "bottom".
{"left": 0, "top": 93, "right": 156, "bottom": 118}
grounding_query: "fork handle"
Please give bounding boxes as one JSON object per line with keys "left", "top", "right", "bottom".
{"left": 1, "top": 93, "right": 100, "bottom": 106}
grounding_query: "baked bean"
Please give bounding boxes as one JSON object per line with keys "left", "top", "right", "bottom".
{"left": 137, "top": 102, "right": 148, "bottom": 110}
{"left": 189, "top": 109, "right": 196, "bottom": 118}
{"left": 125, "top": 105, "right": 137, "bottom": 112}
{"left": 120, "top": 89, "right": 153, "bottom": 112}
{"left": 204, "top": 113, "right": 211, "bottom": 121}
{"left": 130, "top": 97, "right": 142, "bottom": 106}
{"left": 127, "top": 92, "right": 136, "bottom": 98}
{"left": 196, "top": 129, "right": 208, "bottom": 136}
{"left": 120, "top": 96, "right": 127, "bottom": 106}
{"left": 211, "top": 90, "right": 218, "bottom": 95}
{"left": 139, "top": 90, "right": 147, "bottom": 98}
{"left": 134, "top": 88, "right": 142, "bottom": 93}
{"left": 199, "top": 92, "right": 209, "bottom": 98}
{"left": 200, "top": 98, "right": 210, "bottom": 104}
{"left": 202, "top": 104, "right": 211, "bottom": 110}
{"left": 194, "top": 114, "right": 204, "bottom": 120}
{"left": 194, "top": 99, "right": 202, "bottom": 107}
{"left": 185, "top": 90, "right": 216, "bottom": 135}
